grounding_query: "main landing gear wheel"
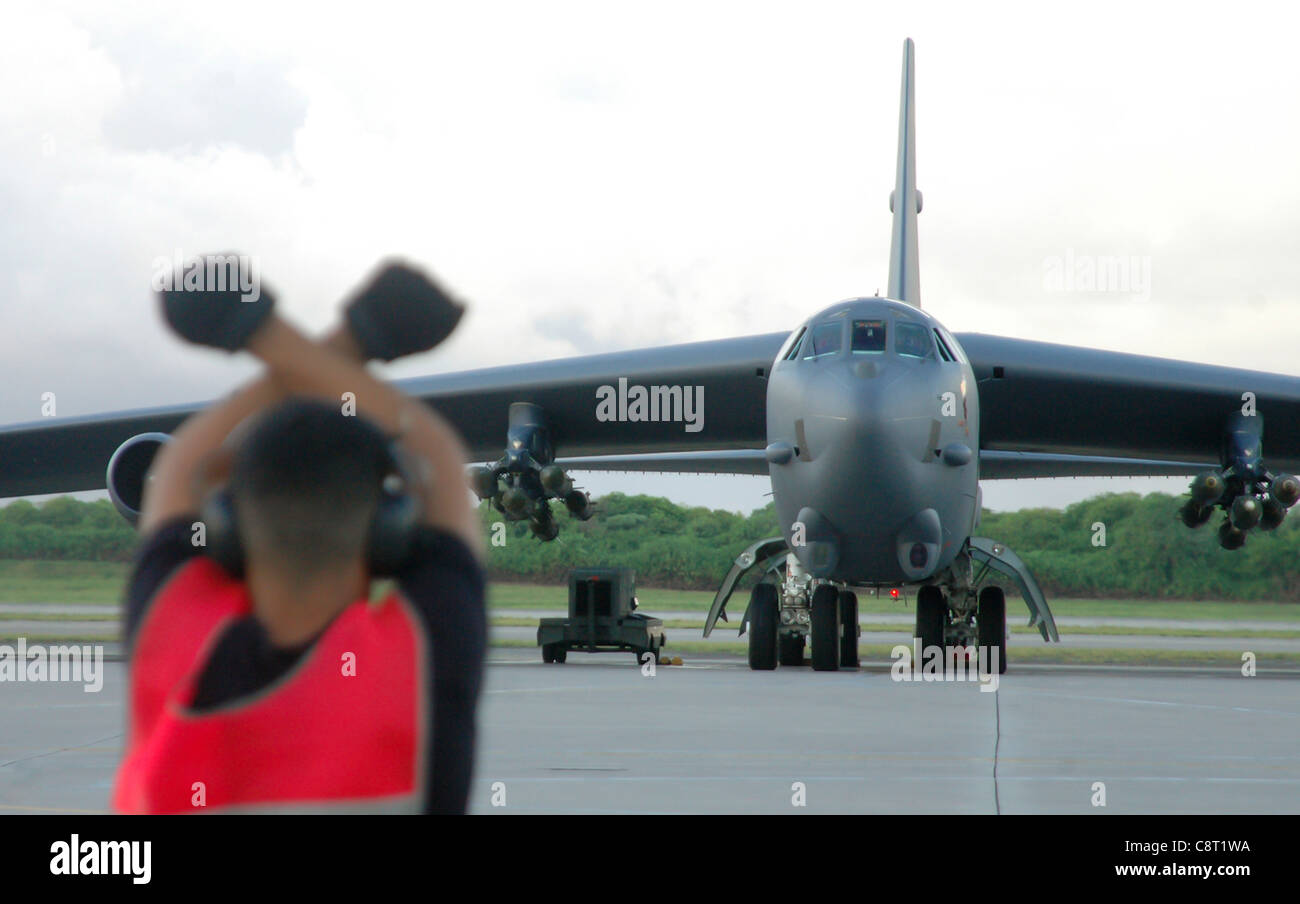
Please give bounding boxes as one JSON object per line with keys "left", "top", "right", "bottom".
{"left": 747, "top": 583, "right": 779, "bottom": 671}
{"left": 778, "top": 633, "right": 805, "bottom": 666}
{"left": 838, "top": 591, "right": 859, "bottom": 668}
{"left": 977, "top": 585, "right": 1008, "bottom": 675}
{"left": 810, "top": 584, "right": 841, "bottom": 671}
{"left": 916, "top": 585, "right": 946, "bottom": 669}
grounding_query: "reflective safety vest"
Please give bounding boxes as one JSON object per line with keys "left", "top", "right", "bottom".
{"left": 112, "top": 558, "right": 427, "bottom": 813}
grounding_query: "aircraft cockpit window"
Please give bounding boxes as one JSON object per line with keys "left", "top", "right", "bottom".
{"left": 803, "top": 321, "right": 843, "bottom": 359}
{"left": 895, "top": 321, "right": 934, "bottom": 358}
{"left": 851, "top": 320, "right": 886, "bottom": 353}
{"left": 932, "top": 328, "right": 955, "bottom": 362}
{"left": 937, "top": 326, "right": 967, "bottom": 364}
{"left": 780, "top": 326, "right": 807, "bottom": 361}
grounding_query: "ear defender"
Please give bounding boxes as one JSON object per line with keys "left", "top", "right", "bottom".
{"left": 199, "top": 442, "right": 420, "bottom": 580}
{"left": 366, "top": 443, "right": 422, "bottom": 577}
{"left": 200, "top": 486, "right": 246, "bottom": 578}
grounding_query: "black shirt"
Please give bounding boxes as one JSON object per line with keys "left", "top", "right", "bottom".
{"left": 123, "top": 516, "right": 487, "bottom": 814}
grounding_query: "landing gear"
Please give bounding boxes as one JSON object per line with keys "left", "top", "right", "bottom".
{"left": 778, "top": 633, "right": 806, "bottom": 666}
{"left": 747, "top": 583, "right": 779, "bottom": 671}
{"left": 838, "top": 591, "right": 859, "bottom": 668}
{"left": 916, "top": 585, "right": 945, "bottom": 656}
{"left": 810, "top": 584, "right": 841, "bottom": 671}
{"left": 977, "top": 586, "right": 1008, "bottom": 674}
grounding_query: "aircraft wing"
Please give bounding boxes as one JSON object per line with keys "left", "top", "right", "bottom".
{"left": 0, "top": 332, "right": 787, "bottom": 499}
{"left": 8, "top": 326, "right": 1300, "bottom": 501}
{"left": 958, "top": 333, "right": 1300, "bottom": 475}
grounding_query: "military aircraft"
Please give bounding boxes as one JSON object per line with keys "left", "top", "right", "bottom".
{"left": 3, "top": 39, "right": 1299, "bottom": 674}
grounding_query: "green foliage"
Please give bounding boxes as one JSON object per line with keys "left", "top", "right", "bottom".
{"left": 4, "top": 490, "right": 1300, "bottom": 601}
{"left": 0, "top": 497, "right": 139, "bottom": 561}
{"left": 979, "top": 491, "right": 1300, "bottom": 601}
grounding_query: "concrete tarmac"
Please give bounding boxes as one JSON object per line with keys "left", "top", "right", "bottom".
{"left": 2, "top": 651, "right": 1297, "bottom": 814}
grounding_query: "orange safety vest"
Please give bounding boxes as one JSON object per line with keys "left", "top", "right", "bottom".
{"left": 112, "top": 558, "right": 428, "bottom": 813}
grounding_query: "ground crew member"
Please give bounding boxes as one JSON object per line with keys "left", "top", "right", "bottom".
{"left": 111, "top": 260, "right": 486, "bottom": 814}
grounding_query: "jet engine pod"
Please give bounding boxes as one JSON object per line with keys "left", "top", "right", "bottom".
{"left": 563, "top": 489, "right": 593, "bottom": 521}
{"left": 539, "top": 464, "right": 571, "bottom": 496}
{"left": 499, "top": 486, "right": 535, "bottom": 519}
{"left": 1230, "top": 495, "right": 1262, "bottom": 531}
{"left": 1218, "top": 519, "right": 1246, "bottom": 550}
{"left": 791, "top": 507, "right": 840, "bottom": 578}
{"left": 895, "top": 507, "right": 942, "bottom": 581}
{"left": 1189, "top": 471, "right": 1226, "bottom": 506}
{"left": 106, "top": 432, "right": 171, "bottom": 525}
{"left": 1260, "top": 496, "right": 1287, "bottom": 531}
{"left": 1271, "top": 473, "right": 1300, "bottom": 508}
{"left": 1179, "top": 499, "right": 1212, "bottom": 528}
{"left": 468, "top": 466, "right": 498, "bottom": 500}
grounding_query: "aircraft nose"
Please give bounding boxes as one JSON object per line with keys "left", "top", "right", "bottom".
{"left": 843, "top": 361, "right": 905, "bottom": 436}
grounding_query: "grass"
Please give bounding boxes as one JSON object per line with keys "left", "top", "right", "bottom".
{"left": 486, "top": 581, "right": 1300, "bottom": 622}
{"left": 5, "top": 562, "right": 1300, "bottom": 624}
{"left": 0, "top": 560, "right": 128, "bottom": 604}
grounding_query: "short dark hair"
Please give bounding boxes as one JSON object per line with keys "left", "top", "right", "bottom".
{"left": 230, "top": 398, "right": 391, "bottom": 575}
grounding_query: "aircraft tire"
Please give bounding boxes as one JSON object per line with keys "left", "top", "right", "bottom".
{"left": 810, "top": 585, "right": 841, "bottom": 671}
{"left": 977, "top": 586, "right": 1008, "bottom": 674}
{"left": 747, "top": 583, "right": 779, "bottom": 670}
{"left": 838, "top": 590, "right": 860, "bottom": 667}
{"left": 916, "top": 585, "right": 946, "bottom": 666}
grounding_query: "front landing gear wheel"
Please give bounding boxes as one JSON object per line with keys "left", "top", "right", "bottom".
{"left": 977, "top": 586, "right": 1008, "bottom": 674}
{"left": 838, "top": 591, "right": 859, "bottom": 667}
{"left": 778, "top": 633, "right": 805, "bottom": 666}
{"left": 916, "top": 585, "right": 945, "bottom": 670}
{"left": 810, "top": 585, "right": 841, "bottom": 671}
{"left": 747, "top": 583, "right": 779, "bottom": 671}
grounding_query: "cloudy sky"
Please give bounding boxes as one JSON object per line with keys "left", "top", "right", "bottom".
{"left": 2, "top": 1, "right": 1297, "bottom": 513}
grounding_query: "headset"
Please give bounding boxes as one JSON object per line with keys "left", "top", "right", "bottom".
{"left": 198, "top": 439, "right": 422, "bottom": 580}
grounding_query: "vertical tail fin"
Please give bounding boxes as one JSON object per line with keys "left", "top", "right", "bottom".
{"left": 887, "top": 37, "right": 922, "bottom": 307}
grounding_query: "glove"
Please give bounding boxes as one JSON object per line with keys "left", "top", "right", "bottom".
{"left": 158, "top": 253, "right": 276, "bottom": 351}
{"left": 344, "top": 261, "right": 466, "bottom": 362}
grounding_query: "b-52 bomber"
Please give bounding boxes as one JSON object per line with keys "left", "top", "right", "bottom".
{"left": 4, "top": 39, "right": 1299, "bottom": 674}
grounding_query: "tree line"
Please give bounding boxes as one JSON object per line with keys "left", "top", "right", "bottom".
{"left": 2, "top": 491, "right": 1298, "bottom": 600}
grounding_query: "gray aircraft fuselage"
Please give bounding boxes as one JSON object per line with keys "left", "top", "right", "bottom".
{"left": 766, "top": 296, "right": 980, "bottom": 585}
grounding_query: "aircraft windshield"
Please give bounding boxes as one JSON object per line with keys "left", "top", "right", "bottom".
{"left": 895, "top": 321, "right": 933, "bottom": 358}
{"left": 803, "top": 321, "right": 843, "bottom": 359}
{"left": 851, "top": 320, "right": 886, "bottom": 353}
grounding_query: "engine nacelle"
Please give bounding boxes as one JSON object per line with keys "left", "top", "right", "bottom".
{"left": 106, "top": 432, "right": 170, "bottom": 525}
{"left": 1182, "top": 415, "right": 1292, "bottom": 548}
{"left": 467, "top": 403, "right": 591, "bottom": 542}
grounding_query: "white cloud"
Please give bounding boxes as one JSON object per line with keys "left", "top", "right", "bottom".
{"left": 2, "top": 0, "right": 1298, "bottom": 513}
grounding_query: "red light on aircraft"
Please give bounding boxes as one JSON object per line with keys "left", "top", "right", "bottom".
{"left": 890, "top": 588, "right": 899, "bottom": 599}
